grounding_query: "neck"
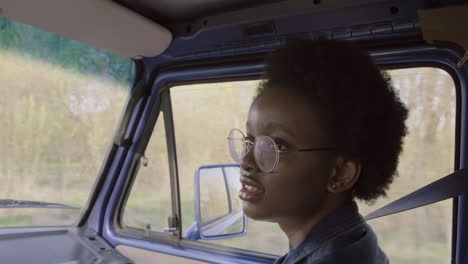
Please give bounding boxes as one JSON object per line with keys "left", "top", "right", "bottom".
{"left": 278, "top": 197, "right": 350, "bottom": 249}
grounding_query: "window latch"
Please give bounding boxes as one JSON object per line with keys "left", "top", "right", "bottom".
{"left": 164, "top": 215, "right": 179, "bottom": 234}
{"left": 140, "top": 155, "right": 148, "bottom": 167}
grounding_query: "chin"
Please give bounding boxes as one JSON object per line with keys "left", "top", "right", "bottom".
{"left": 242, "top": 201, "right": 274, "bottom": 222}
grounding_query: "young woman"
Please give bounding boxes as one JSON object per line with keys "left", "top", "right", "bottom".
{"left": 228, "top": 39, "right": 408, "bottom": 263}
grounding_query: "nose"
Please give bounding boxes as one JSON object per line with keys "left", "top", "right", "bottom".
{"left": 240, "top": 145, "right": 257, "bottom": 174}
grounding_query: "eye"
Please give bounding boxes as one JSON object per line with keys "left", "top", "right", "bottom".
{"left": 245, "top": 135, "right": 255, "bottom": 144}
{"left": 273, "top": 138, "right": 289, "bottom": 152}
{"left": 276, "top": 143, "right": 287, "bottom": 152}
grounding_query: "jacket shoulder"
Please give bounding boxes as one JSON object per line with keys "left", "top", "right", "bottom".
{"left": 303, "top": 223, "right": 388, "bottom": 264}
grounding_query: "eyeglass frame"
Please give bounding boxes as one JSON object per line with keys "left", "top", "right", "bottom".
{"left": 227, "top": 128, "right": 335, "bottom": 173}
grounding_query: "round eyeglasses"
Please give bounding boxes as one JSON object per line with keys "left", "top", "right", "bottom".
{"left": 227, "top": 129, "right": 335, "bottom": 173}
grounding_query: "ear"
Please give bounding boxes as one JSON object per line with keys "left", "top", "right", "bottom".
{"left": 327, "top": 156, "right": 361, "bottom": 193}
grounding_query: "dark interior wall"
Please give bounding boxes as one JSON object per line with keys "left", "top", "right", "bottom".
{"left": 112, "top": 0, "right": 284, "bottom": 25}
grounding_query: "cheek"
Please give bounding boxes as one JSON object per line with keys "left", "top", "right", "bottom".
{"left": 267, "top": 155, "right": 331, "bottom": 208}
{"left": 242, "top": 154, "right": 334, "bottom": 221}
{"left": 278, "top": 154, "right": 331, "bottom": 185}
{"left": 278, "top": 160, "right": 329, "bottom": 196}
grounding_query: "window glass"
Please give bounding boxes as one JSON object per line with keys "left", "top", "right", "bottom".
{"left": 170, "top": 67, "right": 455, "bottom": 261}
{"left": 170, "top": 81, "right": 289, "bottom": 254}
{"left": 358, "top": 67, "right": 456, "bottom": 264}
{"left": 122, "top": 113, "right": 172, "bottom": 232}
{"left": 199, "top": 167, "right": 230, "bottom": 226}
{"left": 0, "top": 17, "right": 135, "bottom": 226}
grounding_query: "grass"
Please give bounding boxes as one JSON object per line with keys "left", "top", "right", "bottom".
{"left": 0, "top": 49, "right": 129, "bottom": 228}
{"left": 0, "top": 214, "right": 31, "bottom": 227}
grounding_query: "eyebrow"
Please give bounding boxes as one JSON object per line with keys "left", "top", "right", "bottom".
{"left": 246, "top": 121, "right": 296, "bottom": 138}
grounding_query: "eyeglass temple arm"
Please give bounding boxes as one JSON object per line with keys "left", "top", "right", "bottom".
{"left": 297, "top": 147, "right": 335, "bottom": 152}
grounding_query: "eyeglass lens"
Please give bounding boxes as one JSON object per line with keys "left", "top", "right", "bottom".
{"left": 228, "top": 129, "right": 279, "bottom": 173}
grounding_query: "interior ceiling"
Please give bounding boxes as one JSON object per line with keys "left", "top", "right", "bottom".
{"left": 112, "top": 0, "right": 286, "bottom": 25}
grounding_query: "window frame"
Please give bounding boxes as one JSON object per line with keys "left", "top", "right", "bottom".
{"left": 104, "top": 44, "right": 464, "bottom": 264}
{"left": 370, "top": 62, "right": 462, "bottom": 263}
{"left": 0, "top": 48, "right": 141, "bottom": 228}
{"left": 76, "top": 58, "right": 144, "bottom": 227}
{"left": 109, "top": 56, "right": 280, "bottom": 263}
{"left": 114, "top": 90, "right": 183, "bottom": 241}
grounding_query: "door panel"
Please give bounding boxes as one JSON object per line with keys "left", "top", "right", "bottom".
{"left": 116, "top": 245, "right": 209, "bottom": 264}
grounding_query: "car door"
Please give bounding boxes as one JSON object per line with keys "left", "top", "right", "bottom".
{"left": 96, "top": 1, "right": 468, "bottom": 264}
{"left": 1, "top": 0, "right": 468, "bottom": 264}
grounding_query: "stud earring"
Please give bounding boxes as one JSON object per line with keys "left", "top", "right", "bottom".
{"left": 331, "top": 184, "right": 337, "bottom": 189}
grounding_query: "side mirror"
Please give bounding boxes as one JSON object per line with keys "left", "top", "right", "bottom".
{"left": 185, "top": 164, "right": 247, "bottom": 240}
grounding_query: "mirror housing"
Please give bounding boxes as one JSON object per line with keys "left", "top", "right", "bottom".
{"left": 185, "top": 164, "right": 247, "bottom": 240}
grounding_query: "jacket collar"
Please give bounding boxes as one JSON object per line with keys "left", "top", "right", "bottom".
{"left": 276, "top": 201, "right": 364, "bottom": 264}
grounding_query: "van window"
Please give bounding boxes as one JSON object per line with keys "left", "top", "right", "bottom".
{"left": 170, "top": 80, "right": 289, "bottom": 254}
{"left": 358, "top": 67, "right": 456, "bottom": 264}
{"left": 122, "top": 112, "right": 172, "bottom": 232}
{"left": 0, "top": 17, "right": 135, "bottom": 227}
{"left": 168, "top": 66, "right": 456, "bottom": 263}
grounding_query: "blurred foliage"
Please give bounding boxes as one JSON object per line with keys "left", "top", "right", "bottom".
{"left": 358, "top": 68, "right": 456, "bottom": 264}
{"left": 0, "top": 16, "right": 134, "bottom": 86}
{"left": 0, "top": 18, "right": 134, "bottom": 226}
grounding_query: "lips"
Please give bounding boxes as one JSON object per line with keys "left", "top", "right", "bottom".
{"left": 239, "top": 176, "right": 265, "bottom": 202}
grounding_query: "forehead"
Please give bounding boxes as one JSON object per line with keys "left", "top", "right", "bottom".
{"left": 246, "top": 88, "right": 322, "bottom": 136}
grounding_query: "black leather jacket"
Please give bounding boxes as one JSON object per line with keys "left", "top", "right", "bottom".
{"left": 273, "top": 202, "right": 389, "bottom": 264}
